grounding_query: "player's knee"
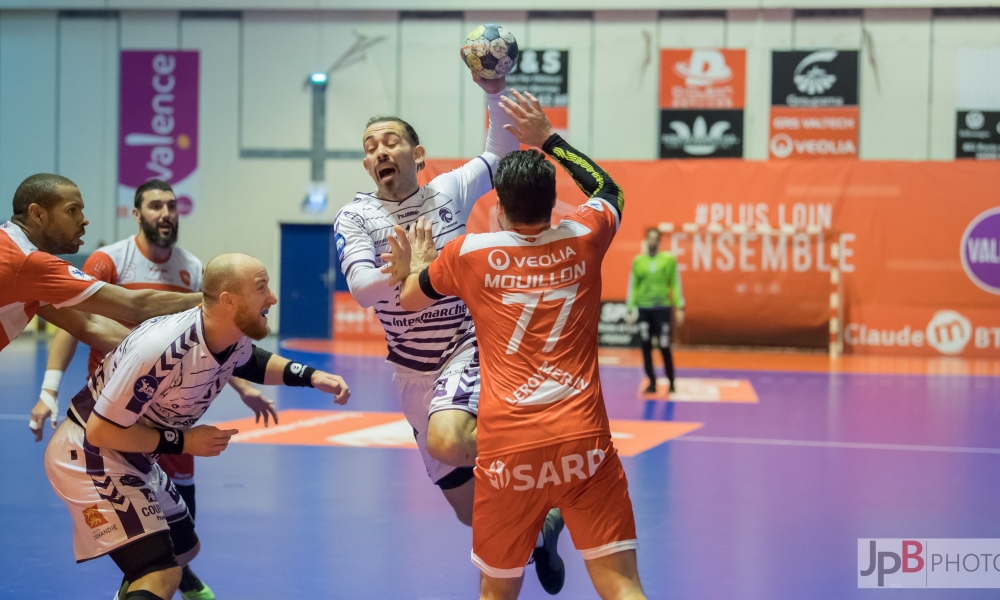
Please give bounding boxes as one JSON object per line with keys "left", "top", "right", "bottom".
{"left": 109, "top": 531, "right": 180, "bottom": 588}
{"left": 428, "top": 411, "right": 477, "bottom": 464}
{"left": 168, "top": 513, "right": 200, "bottom": 566}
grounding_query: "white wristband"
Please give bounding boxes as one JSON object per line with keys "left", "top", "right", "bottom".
{"left": 42, "top": 369, "right": 63, "bottom": 393}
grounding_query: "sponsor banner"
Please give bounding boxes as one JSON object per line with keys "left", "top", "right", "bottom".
{"left": 660, "top": 109, "right": 743, "bottom": 159}
{"left": 501, "top": 48, "right": 568, "bottom": 135}
{"left": 962, "top": 207, "right": 1000, "bottom": 294}
{"left": 846, "top": 306, "right": 1000, "bottom": 358}
{"left": 956, "top": 110, "right": 1000, "bottom": 160}
{"left": 860, "top": 539, "right": 1000, "bottom": 588}
{"left": 659, "top": 49, "right": 746, "bottom": 109}
{"left": 772, "top": 50, "right": 858, "bottom": 107}
{"left": 118, "top": 51, "right": 199, "bottom": 218}
{"left": 598, "top": 301, "right": 639, "bottom": 347}
{"left": 769, "top": 106, "right": 859, "bottom": 160}
{"left": 422, "top": 159, "right": 1000, "bottom": 355}
{"left": 332, "top": 291, "right": 384, "bottom": 342}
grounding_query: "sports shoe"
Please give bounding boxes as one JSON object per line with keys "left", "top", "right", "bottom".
{"left": 644, "top": 382, "right": 657, "bottom": 394}
{"left": 531, "top": 508, "right": 566, "bottom": 594}
{"left": 181, "top": 582, "right": 216, "bottom": 600}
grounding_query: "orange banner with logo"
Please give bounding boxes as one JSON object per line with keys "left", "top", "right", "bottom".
{"left": 421, "top": 158, "right": 1000, "bottom": 357}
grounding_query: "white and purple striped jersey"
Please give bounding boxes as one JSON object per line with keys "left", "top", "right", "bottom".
{"left": 335, "top": 161, "right": 495, "bottom": 372}
{"left": 71, "top": 307, "right": 252, "bottom": 434}
{"left": 335, "top": 94, "right": 518, "bottom": 373}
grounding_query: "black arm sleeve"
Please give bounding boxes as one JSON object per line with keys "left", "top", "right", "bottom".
{"left": 541, "top": 133, "right": 624, "bottom": 220}
{"left": 418, "top": 268, "right": 445, "bottom": 300}
{"left": 231, "top": 344, "right": 273, "bottom": 384}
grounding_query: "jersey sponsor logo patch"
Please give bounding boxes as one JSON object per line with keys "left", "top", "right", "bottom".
{"left": 510, "top": 449, "right": 605, "bottom": 491}
{"left": 485, "top": 460, "right": 511, "bottom": 490}
{"left": 133, "top": 375, "right": 159, "bottom": 402}
{"left": 439, "top": 207, "right": 454, "bottom": 223}
{"left": 345, "top": 211, "right": 365, "bottom": 227}
{"left": 488, "top": 249, "right": 511, "bottom": 271}
{"left": 68, "top": 266, "right": 94, "bottom": 281}
{"left": 180, "top": 270, "right": 191, "bottom": 286}
{"left": 82, "top": 505, "right": 109, "bottom": 529}
{"left": 335, "top": 233, "right": 346, "bottom": 261}
{"left": 118, "top": 475, "right": 144, "bottom": 487}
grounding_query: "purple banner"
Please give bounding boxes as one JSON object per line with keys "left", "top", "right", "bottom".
{"left": 118, "top": 51, "right": 199, "bottom": 217}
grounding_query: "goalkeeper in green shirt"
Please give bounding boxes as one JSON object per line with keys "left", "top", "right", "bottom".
{"left": 626, "top": 228, "right": 685, "bottom": 394}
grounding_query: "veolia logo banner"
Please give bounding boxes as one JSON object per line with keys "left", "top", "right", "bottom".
{"left": 769, "top": 50, "right": 859, "bottom": 160}
{"left": 118, "top": 51, "right": 199, "bottom": 218}
{"left": 659, "top": 49, "right": 746, "bottom": 159}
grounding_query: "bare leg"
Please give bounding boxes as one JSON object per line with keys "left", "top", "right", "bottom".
{"left": 480, "top": 572, "right": 524, "bottom": 600}
{"left": 586, "top": 550, "right": 646, "bottom": 600}
{"left": 127, "top": 566, "right": 182, "bottom": 599}
{"left": 440, "top": 476, "right": 474, "bottom": 526}
{"left": 427, "top": 409, "right": 477, "bottom": 467}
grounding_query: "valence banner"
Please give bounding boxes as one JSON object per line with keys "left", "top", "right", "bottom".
{"left": 770, "top": 50, "right": 859, "bottom": 160}
{"left": 422, "top": 159, "right": 1000, "bottom": 357}
{"left": 658, "top": 49, "right": 746, "bottom": 159}
{"left": 118, "top": 51, "right": 199, "bottom": 218}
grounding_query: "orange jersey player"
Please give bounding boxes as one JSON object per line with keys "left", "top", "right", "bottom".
{"left": 1, "top": 173, "right": 201, "bottom": 358}
{"left": 384, "top": 90, "right": 645, "bottom": 600}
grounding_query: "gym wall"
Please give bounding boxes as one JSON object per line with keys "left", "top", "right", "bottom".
{"left": 0, "top": 7, "right": 997, "bottom": 331}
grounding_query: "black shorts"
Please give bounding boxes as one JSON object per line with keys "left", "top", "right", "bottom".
{"left": 637, "top": 307, "right": 673, "bottom": 348}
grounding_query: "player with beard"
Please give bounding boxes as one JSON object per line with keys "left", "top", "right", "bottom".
{"left": 44, "top": 253, "right": 350, "bottom": 600}
{"left": 1, "top": 173, "right": 202, "bottom": 355}
{"left": 32, "top": 180, "right": 273, "bottom": 600}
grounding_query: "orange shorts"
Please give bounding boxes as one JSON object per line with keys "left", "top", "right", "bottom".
{"left": 156, "top": 453, "right": 194, "bottom": 485}
{"left": 471, "top": 436, "right": 638, "bottom": 578}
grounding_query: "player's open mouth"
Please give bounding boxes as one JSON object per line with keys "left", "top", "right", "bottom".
{"left": 377, "top": 164, "right": 396, "bottom": 181}
{"left": 261, "top": 308, "right": 269, "bottom": 317}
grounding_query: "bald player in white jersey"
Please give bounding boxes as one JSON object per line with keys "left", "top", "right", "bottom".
{"left": 44, "top": 254, "right": 350, "bottom": 600}
{"left": 334, "top": 65, "right": 566, "bottom": 592}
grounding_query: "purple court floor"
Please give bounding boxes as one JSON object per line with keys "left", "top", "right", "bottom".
{"left": 3, "top": 336, "right": 1000, "bottom": 599}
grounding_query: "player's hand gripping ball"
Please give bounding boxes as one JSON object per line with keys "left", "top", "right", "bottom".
{"left": 462, "top": 24, "right": 518, "bottom": 80}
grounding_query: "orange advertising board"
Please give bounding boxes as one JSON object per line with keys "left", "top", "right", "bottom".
{"left": 659, "top": 49, "right": 746, "bottom": 109}
{"left": 421, "top": 158, "right": 1000, "bottom": 357}
{"left": 769, "top": 106, "right": 859, "bottom": 159}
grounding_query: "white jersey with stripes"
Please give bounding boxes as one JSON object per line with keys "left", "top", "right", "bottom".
{"left": 334, "top": 158, "right": 496, "bottom": 372}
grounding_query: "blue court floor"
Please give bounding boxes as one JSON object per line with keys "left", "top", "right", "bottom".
{"left": 3, "top": 335, "right": 1000, "bottom": 599}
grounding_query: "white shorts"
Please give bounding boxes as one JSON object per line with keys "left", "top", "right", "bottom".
{"left": 393, "top": 342, "right": 480, "bottom": 484}
{"left": 44, "top": 419, "right": 189, "bottom": 562}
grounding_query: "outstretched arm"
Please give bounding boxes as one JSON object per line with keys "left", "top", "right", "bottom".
{"left": 71, "top": 285, "right": 202, "bottom": 324}
{"left": 380, "top": 217, "right": 440, "bottom": 312}
{"left": 36, "top": 306, "right": 130, "bottom": 354}
{"left": 231, "top": 345, "right": 351, "bottom": 405}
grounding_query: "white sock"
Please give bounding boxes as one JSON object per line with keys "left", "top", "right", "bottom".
{"left": 535, "top": 532, "right": 544, "bottom": 548}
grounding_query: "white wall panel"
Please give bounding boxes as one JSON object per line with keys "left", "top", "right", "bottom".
{"left": 58, "top": 15, "right": 119, "bottom": 251}
{"left": 927, "top": 16, "right": 1000, "bottom": 160}
{"left": 120, "top": 11, "right": 179, "bottom": 49}
{"left": 659, "top": 15, "right": 726, "bottom": 48}
{"left": 398, "top": 17, "right": 465, "bottom": 159}
{"left": 592, "top": 11, "right": 658, "bottom": 159}
{"left": 793, "top": 14, "right": 862, "bottom": 49}
{"left": 241, "top": 12, "right": 324, "bottom": 150}
{"left": 523, "top": 16, "right": 594, "bottom": 154}
{"left": 727, "top": 9, "right": 793, "bottom": 160}
{"left": 859, "top": 9, "right": 932, "bottom": 159}
{"left": 322, "top": 12, "right": 399, "bottom": 152}
{"left": 0, "top": 12, "right": 58, "bottom": 215}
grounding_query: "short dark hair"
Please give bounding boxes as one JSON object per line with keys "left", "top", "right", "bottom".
{"left": 646, "top": 227, "right": 661, "bottom": 238}
{"left": 12, "top": 173, "right": 76, "bottom": 216}
{"left": 364, "top": 116, "right": 420, "bottom": 147}
{"left": 134, "top": 179, "right": 174, "bottom": 209}
{"left": 495, "top": 150, "right": 557, "bottom": 226}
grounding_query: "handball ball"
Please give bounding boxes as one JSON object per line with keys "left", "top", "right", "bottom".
{"left": 462, "top": 24, "right": 518, "bottom": 79}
